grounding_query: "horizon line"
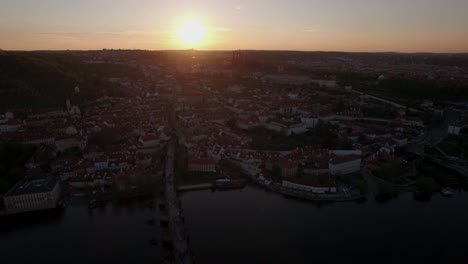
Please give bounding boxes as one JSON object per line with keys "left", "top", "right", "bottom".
{"left": 2, "top": 48, "right": 468, "bottom": 55}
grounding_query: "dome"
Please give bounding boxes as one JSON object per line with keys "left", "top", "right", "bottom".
{"left": 5, "top": 112, "right": 14, "bottom": 119}
{"left": 65, "top": 126, "right": 78, "bottom": 135}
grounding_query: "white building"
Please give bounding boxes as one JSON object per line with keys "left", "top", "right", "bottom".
{"left": 4, "top": 173, "right": 61, "bottom": 214}
{"left": 94, "top": 156, "right": 109, "bottom": 171}
{"left": 282, "top": 177, "right": 337, "bottom": 194}
{"left": 401, "top": 117, "right": 424, "bottom": 127}
{"left": 448, "top": 125, "right": 461, "bottom": 136}
{"left": 267, "top": 119, "right": 308, "bottom": 136}
{"left": 0, "top": 119, "right": 22, "bottom": 132}
{"left": 301, "top": 116, "right": 319, "bottom": 129}
{"left": 188, "top": 157, "right": 216, "bottom": 173}
{"left": 208, "top": 144, "right": 225, "bottom": 161}
{"left": 328, "top": 150, "right": 362, "bottom": 175}
{"left": 22, "top": 136, "right": 55, "bottom": 146}
{"left": 139, "top": 135, "right": 160, "bottom": 148}
{"left": 240, "top": 159, "right": 262, "bottom": 177}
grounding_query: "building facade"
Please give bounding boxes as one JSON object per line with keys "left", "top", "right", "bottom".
{"left": 188, "top": 157, "right": 217, "bottom": 173}
{"left": 4, "top": 173, "right": 61, "bottom": 214}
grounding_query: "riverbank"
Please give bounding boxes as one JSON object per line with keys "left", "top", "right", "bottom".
{"left": 253, "top": 178, "right": 363, "bottom": 202}
{"left": 271, "top": 184, "right": 364, "bottom": 201}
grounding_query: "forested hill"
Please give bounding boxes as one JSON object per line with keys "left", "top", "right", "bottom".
{"left": 0, "top": 52, "right": 135, "bottom": 112}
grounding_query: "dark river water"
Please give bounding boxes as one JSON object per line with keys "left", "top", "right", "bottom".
{"left": 2, "top": 185, "right": 468, "bottom": 264}
{"left": 1, "top": 198, "right": 164, "bottom": 264}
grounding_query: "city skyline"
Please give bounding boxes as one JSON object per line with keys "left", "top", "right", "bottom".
{"left": 1, "top": 0, "right": 468, "bottom": 52}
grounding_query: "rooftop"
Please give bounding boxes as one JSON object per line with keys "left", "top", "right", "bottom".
{"left": 5, "top": 173, "right": 59, "bottom": 197}
{"left": 189, "top": 157, "right": 216, "bottom": 166}
{"left": 329, "top": 154, "right": 361, "bottom": 165}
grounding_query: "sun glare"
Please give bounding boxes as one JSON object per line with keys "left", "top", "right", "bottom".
{"left": 176, "top": 19, "right": 205, "bottom": 47}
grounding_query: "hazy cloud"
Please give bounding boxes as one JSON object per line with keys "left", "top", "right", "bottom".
{"left": 210, "top": 27, "right": 233, "bottom": 33}
{"left": 235, "top": 4, "right": 244, "bottom": 11}
{"left": 302, "top": 28, "right": 319, "bottom": 33}
{"left": 37, "top": 30, "right": 167, "bottom": 37}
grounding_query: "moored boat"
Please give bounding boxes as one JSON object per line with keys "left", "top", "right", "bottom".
{"left": 215, "top": 178, "right": 247, "bottom": 189}
{"left": 440, "top": 188, "right": 453, "bottom": 197}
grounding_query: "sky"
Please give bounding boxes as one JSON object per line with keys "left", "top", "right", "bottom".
{"left": 1, "top": 0, "right": 467, "bottom": 52}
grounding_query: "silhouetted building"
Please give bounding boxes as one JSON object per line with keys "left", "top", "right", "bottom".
{"left": 232, "top": 50, "right": 244, "bottom": 68}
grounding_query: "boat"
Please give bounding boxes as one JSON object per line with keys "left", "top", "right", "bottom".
{"left": 440, "top": 188, "right": 453, "bottom": 197}
{"left": 215, "top": 178, "right": 247, "bottom": 189}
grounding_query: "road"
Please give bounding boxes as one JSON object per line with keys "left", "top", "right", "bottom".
{"left": 405, "top": 110, "right": 458, "bottom": 155}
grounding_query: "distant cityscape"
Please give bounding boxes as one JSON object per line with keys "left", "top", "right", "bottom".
{"left": 1, "top": 49, "right": 468, "bottom": 262}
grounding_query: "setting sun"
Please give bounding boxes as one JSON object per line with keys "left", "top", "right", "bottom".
{"left": 176, "top": 19, "right": 205, "bottom": 47}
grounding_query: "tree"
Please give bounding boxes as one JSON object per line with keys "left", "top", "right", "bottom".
{"left": 271, "top": 165, "right": 282, "bottom": 183}
{"left": 355, "top": 179, "right": 368, "bottom": 195}
{"left": 415, "top": 177, "right": 438, "bottom": 193}
{"left": 0, "top": 178, "right": 10, "bottom": 194}
{"left": 225, "top": 117, "right": 236, "bottom": 129}
{"left": 88, "top": 128, "right": 122, "bottom": 146}
{"left": 337, "top": 137, "right": 353, "bottom": 150}
{"left": 7, "top": 168, "right": 25, "bottom": 184}
{"left": 333, "top": 98, "right": 346, "bottom": 112}
{"left": 375, "top": 182, "right": 395, "bottom": 202}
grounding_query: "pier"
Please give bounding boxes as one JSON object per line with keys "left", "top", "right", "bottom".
{"left": 176, "top": 183, "right": 214, "bottom": 193}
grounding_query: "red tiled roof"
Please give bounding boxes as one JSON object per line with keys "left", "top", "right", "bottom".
{"left": 141, "top": 135, "right": 159, "bottom": 142}
{"left": 270, "top": 157, "right": 297, "bottom": 169}
{"left": 189, "top": 157, "right": 216, "bottom": 166}
{"left": 329, "top": 154, "right": 360, "bottom": 165}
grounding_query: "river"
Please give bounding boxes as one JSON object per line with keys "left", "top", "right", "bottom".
{"left": 1, "top": 198, "right": 164, "bottom": 264}
{"left": 1, "top": 186, "right": 468, "bottom": 264}
{"left": 180, "top": 185, "right": 468, "bottom": 264}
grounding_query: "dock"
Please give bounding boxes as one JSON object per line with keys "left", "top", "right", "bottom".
{"left": 176, "top": 183, "right": 214, "bottom": 192}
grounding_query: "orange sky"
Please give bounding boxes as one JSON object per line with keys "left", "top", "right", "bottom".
{"left": 1, "top": 0, "right": 468, "bottom": 52}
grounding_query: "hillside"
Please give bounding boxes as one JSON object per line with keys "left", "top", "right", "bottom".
{"left": 0, "top": 52, "right": 136, "bottom": 111}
